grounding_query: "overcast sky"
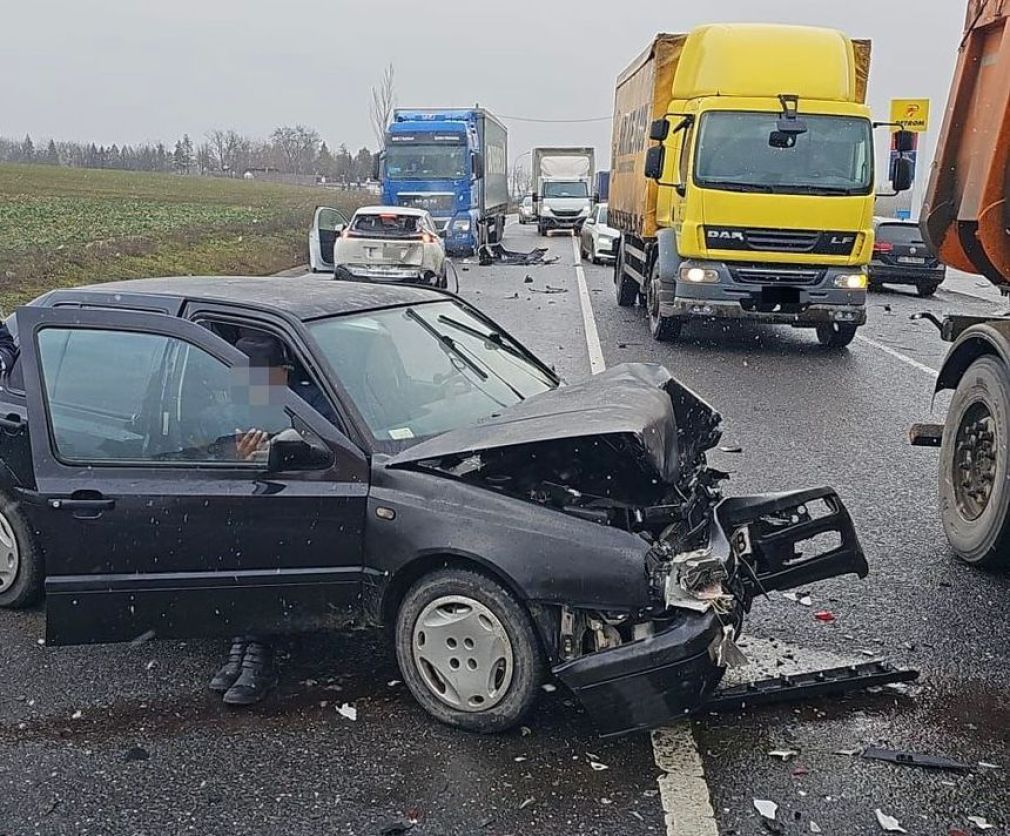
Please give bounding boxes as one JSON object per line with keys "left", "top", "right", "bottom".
{"left": 2, "top": 0, "right": 964, "bottom": 188}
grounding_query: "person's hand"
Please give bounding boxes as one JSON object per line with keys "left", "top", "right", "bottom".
{"left": 235, "top": 428, "right": 269, "bottom": 461}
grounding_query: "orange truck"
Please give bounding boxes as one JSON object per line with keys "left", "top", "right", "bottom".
{"left": 915, "top": 0, "right": 1010, "bottom": 568}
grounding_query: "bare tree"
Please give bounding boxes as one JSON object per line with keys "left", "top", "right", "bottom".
{"left": 510, "top": 163, "right": 531, "bottom": 200}
{"left": 270, "top": 125, "right": 322, "bottom": 174}
{"left": 370, "top": 63, "right": 396, "bottom": 148}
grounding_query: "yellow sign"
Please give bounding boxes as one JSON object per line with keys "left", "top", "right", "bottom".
{"left": 890, "top": 98, "right": 930, "bottom": 132}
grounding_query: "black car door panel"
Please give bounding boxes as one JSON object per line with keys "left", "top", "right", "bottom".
{"left": 15, "top": 306, "right": 369, "bottom": 646}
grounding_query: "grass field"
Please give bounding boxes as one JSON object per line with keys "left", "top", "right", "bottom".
{"left": 0, "top": 164, "right": 366, "bottom": 311}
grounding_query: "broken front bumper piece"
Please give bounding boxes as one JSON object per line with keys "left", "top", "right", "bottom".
{"left": 554, "top": 487, "right": 869, "bottom": 738}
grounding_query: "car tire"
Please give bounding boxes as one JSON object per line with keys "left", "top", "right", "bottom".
{"left": 395, "top": 567, "right": 545, "bottom": 734}
{"left": 614, "top": 242, "right": 638, "bottom": 307}
{"left": 917, "top": 283, "right": 940, "bottom": 298}
{"left": 939, "top": 356, "right": 1010, "bottom": 568}
{"left": 0, "top": 492, "right": 44, "bottom": 610}
{"left": 333, "top": 266, "right": 356, "bottom": 282}
{"left": 646, "top": 260, "right": 682, "bottom": 342}
{"left": 815, "top": 323, "right": 858, "bottom": 348}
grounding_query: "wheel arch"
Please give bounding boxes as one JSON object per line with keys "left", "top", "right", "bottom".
{"left": 936, "top": 323, "right": 1010, "bottom": 394}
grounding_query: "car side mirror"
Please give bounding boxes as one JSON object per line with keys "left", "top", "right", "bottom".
{"left": 584, "top": 217, "right": 595, "bottom": 226}
{"left": 894, "top": 130, "right": 916, "bottom": 154}
{"left": 891, "top": 156, "right": 914, "bottom": 193}
{"left": 531, "top": 193, "right": 539, "bottom": 204}
{"left": 644, "top": 145, "right": 666, "bottom": 180}
{"left": 267, "top": 428, "right": 333, "bottom": 472}
{"left": 592, "top": 192, "right": 600, "bottom": 204}
{"left": 333, "top": 223, "right": 345, "bottom": 235}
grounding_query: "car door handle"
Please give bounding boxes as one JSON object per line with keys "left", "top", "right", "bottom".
{"left": 0, "top": 414, "right": 24, "bottom": 433}
{"left": 49, "top": 495, "right": 116, "bottom": 518}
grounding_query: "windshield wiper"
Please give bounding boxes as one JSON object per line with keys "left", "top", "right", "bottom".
{"left": 785, "top": 184, "right": 865, "bottom": 196}
{"left": 706, "top": 181, "right": 776, "bottom": 193}
{"left": 436, "top": 314, "right": 555, "bottom": 388}
{"left": 404, "top": 308, "right": 487, "bottom": 381}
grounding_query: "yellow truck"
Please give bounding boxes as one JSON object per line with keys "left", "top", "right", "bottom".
{"left": 610, "top": 24, "right": 912, "bottom": 346}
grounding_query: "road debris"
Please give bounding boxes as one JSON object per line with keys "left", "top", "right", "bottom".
{"left": 524, "top": 274, "right": 533, "bottom": 283}
{"left": 379, "top": 821, "right": 415, "bottom": 836}
{"left": 814, "top": 611, "right": 836, "bottom": 623}
{"left": 589, "top": 761, "right": 609, "bottom": 771}
{"left": 768, "top": 749, "right": 800, "bottom": 761}
{"left": 967, "top": 816, "right": 996, "bottom": 831}
{"left": 875, "top": 809, "right": 908, "bottom": 833}
{"left": 754, "top": 799, "right": 779, "bottom": 820}
{"left": 861, "top": 746, "right": 972, "bottom": 772}
{"left": 518, "top": 797, "right": 534, "bottom": 810}
{"left": 529, "top": 285, "right": 568, "bottom": 294}
{"left": 977, "top": 762, "right": 1001, "bottom": 769}
{"left": 783, "top": 592, "right": 813, "bottom": 606}
{"left": 71, "top": 710, "right": 82, "bottom": 720}
{"left": 336, "top": 703, "right": 357, "bottom": 721}
{"left": 479, "top": 243, "right": 557, "bottom": 266}
{"left": 810, "top": 822, "right": 822, "bottom": 834}
{"left": 541, "top": 683, "right": 557, "bottom": 693}
{"left": 124, "top": 746, "right": 150, "bottom": 763}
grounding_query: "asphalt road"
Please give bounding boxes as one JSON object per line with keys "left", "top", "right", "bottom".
{"left": 2, "top": 224, "right": 1009, "bottom": 835}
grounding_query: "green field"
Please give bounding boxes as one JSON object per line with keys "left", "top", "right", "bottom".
{"left": 0, "top": 164, "right": 366, "bottom": 311}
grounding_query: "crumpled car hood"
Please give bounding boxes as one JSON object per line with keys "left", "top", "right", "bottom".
{"left": 386, "top": 363, "right": 721, "bottom": 486}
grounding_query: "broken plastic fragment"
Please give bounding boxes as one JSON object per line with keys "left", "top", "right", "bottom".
{"left": 518, "top": 797, "right": 534, "bottom": 810}
{"left": 814, "top": 611, "right": 836, "bottom": 623}
{"left": 541, "top": 683, "right": 557, "bottom": 693}
{"left": 768, "top": 749, "right": 799, "bottom": 761}
{"left": 336, "top": 703, "right": 357, "bottom": 721}
{"left": 754, "top": 799, "right": 778, "bottom": 820}
{"left": 589, "top": 761, "right": 609, "bottom": 771}
{"left": 810, "top": 822, "right": 822, "bottom": 834}
{"left": 875, "top": 809, "right": 908, "bottom": 833}
{"left": 967, "top": 816, "right": 995, "bottom": 831}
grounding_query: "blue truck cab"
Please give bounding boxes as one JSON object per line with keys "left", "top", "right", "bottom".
{"left": 378, "top": 109, "right": 509, "bottom": 256}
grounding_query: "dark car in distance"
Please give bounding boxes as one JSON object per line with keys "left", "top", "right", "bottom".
{"left": 869, "top": 218, "right": 946, "bottom": 297}
{"left": 0, "top": 276, "right": 868, "bottom": 736}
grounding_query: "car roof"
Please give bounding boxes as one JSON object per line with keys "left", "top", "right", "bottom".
{"left": 62, "top": 276, "right": 446, "bottom": 320}
{"left": 354, "top": 205, "right": 426, "bottom": 217}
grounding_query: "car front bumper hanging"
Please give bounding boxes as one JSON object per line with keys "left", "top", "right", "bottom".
{"left": 554, "top": 486, "right": 876, "bottom": 737}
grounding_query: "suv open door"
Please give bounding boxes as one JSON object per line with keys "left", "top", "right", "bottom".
{"left": 309, "top": 206, "right": 349, "bottom": 272}
{"left": 15, "top": 306, "right": 369, "bottom": 646}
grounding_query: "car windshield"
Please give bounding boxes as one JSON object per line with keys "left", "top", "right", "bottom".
{"left": 695, "top": 112, "right": 873, "bottom": 195}
{"left": 308, "top": 301, "right": 555, "bottom": 449}
{"left": 385, "top": 144, "right": 468, "bottom": 180}
{"left": 543, "top": 181, "right": 588, "bottom": 199}
{"left": 878, "top": 223, "right": 925, "bottom": 245}
{"left": 350, "top": 212, "right": 423, "bottom": 238}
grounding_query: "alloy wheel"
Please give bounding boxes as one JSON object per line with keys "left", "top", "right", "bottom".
{"left": 0, "top": 511, "right": 20, "bottom": 594}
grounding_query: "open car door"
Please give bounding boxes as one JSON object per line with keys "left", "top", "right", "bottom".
{"left": 15, "top": 305, "right": 369, "bottom": 646}
{"left": 308, "top": 206, "right": 349, "bottom": 272}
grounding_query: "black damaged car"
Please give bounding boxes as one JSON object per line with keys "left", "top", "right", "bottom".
{"left": 0, "top": 277, "right": 867, "bottom": 736}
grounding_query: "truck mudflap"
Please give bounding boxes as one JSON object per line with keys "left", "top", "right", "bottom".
{"left": 553, "top": 487, "right": 869, "bottom": 737}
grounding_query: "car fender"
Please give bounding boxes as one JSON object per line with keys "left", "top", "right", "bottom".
{"left": 935, "top": 321, "right": 1010, "bottom": 394}
{"left": 365, "top": 466, "right": 654, "bottom": 623}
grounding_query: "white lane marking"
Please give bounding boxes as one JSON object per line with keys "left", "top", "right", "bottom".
{"left": 571, "top": 236, "right": 606, "bottom": 375}
{"left": 854, "top": 334, "right": 938, "bottom": 377}
{"left": 570, "top": 237, "right": 718, "bottom": 836}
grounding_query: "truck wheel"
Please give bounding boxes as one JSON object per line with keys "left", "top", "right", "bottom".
{"left": 939, "top": 355, "right": 1010, "bottom": 568}
{"left": 815, "top": 323, "right": 857, "bottom": 348}
{"left": 917, "top": 283, "right": 940, "bottom": 298}
{"left": 0, "top": 493, "right": 44, "bottom": 610}
{"left": 646, "top": 261, "right": 682, "bottom": 342}
{"left": 614, "top": 242, "right": 638, "bottom": 307}
{"left": 395, "top": 568, "right": 546, "bottom": 733}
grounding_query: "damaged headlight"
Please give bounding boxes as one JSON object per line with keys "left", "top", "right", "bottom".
{"left": 662, "top": 547, "right": 734, "bottom": 614}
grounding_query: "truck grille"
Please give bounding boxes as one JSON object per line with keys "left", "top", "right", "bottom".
{"left": 729, "top": 265, "right": 825, "bottom": 286}
{"left": 397, "top": 193, "right": 455, "bottom": 215}
{"left": 552, "top": 209, "right": 581, "bottom": 218}
{"left": 705, "top": 226, "right": 858, "bottom": 256}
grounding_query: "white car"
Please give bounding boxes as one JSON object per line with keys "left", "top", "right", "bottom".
{"left": 332, "top": 206, "right": 448, "bottom": 286}
{"left": 308, "top": 205, "right": 351, "bottom": 273}
{"left": 578, "top": 203, "right": 619, "bottom": 264}
{"left": 518, "top": 195, "right": 535, "bottom": 224}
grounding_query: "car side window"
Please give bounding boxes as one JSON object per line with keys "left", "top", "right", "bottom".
{"left": 37, "top": 327, "right": 292, "bottom": 465}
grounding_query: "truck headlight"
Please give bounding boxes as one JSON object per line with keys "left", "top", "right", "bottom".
{"left": 540, "top": 206, "right": 553, "bottom": 216}
{"left": 834, "top": 273, "right": 867, "bottom": 290}
{"left": 452, "top": 218, "right": 471, "bottom": 233}
{"left": 680, "top": 266, "right": 719, "bottom": 284}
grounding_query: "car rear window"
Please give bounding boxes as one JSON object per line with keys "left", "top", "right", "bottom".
{"left": 351, "top": 213, "right": 422, "bottom": 238}
{"left": 877, "top": 224, "right": 924, "bottom": 246}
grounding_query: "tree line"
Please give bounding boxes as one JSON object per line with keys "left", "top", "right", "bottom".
{"left": 0, "top": 126, "right": 375, "bottom": 184}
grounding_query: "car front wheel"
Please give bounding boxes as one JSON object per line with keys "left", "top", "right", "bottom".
{"left": 815, "top": 323, "right": 858, "bottom": 348}
{"left": 395, "top": 568, "right": 545, "bottom": 733}
{"left": 0, "top": 493, "right": 44, "bottom": 609}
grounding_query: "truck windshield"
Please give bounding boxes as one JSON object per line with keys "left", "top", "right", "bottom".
{"left": 543, "top": 181, "right": 589, "bottom": 199}
{"left": 385, "top": 145, "right": 468, "bottom": 180}
{"left": 308, "top": 301, "right": 555, "bottom": 448}
{"left": 694, "top": 112, "right": 873, "bottom": 196}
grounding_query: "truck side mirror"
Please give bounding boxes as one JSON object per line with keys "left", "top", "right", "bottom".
{"left": 644, "top": 146, "right": 666, "bottom": 180}
{"left": 372, "top": 155, "right": 381, "bottom": 181}
{"left": 532, "top": 193, "right": 539, "bottom": 204}
{"left": 894, "top": 130, "right": 916, "bottom": 154}
{"left": 891, "top": 156, "right": 914, "bottom": 193}
{"left": 472, "top": 152, "right": 484, "bottom": 179}
{"left": 592, "top": 192, "right": 600, "bottom": 204}
{"left": 650, "top": 118, "right": 670, "bottom": 141}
